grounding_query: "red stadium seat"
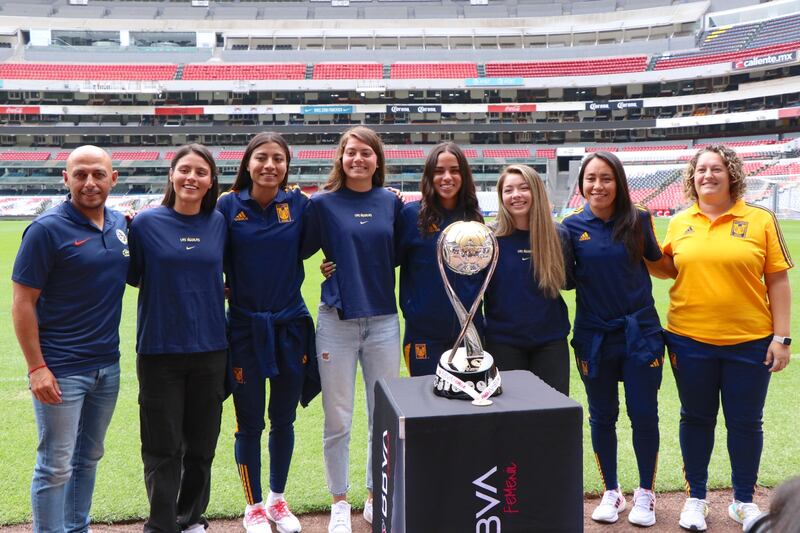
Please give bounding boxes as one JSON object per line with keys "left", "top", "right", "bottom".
{"left": 483, "top": 148, "right": 530, "bottom": 158}
{"left": 654, "top": 41, "right": 800, "bottom": 70}
{"left": 111, "top": 151, "right": 159, "bottom": 161}
{"left": 385, "top": 149, "right": 425, "bottom": 159}
{"left": 390, "top": 63, "right": 477, "bottom": 79}
{"left": 297, "top": 150, "right": 336, "bottom": 159}
{"left": 485, "top": 56, "right": 647, "bottom": 78}
{"left": 217, "top": 150, "right": 246, "bottom": 160}
{"left": 0, "top": 151, "right": 50, "bottom": 161}
{"left": 0, "top": 64, "right": 176, "bottom": 80}
{"left": 312, "top": 63, "right": 383, "bottom": 80}
{"left": 181, "top": 64, "right": 305, "bottom": 80}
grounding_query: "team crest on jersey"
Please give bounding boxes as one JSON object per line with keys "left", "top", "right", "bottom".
{"left": 579, "top": 231, "right": 591, "bottom": 241}
{"left": 122, "top": 249, "right": 130, "bottom": 257}
{"left": 730, "top": 220, "right": 748, "bottom": 239}
{"left": 276, "top": 203, "right": 291, "bottom": 223}
{"left": 683, "top": 225, "right": 694, "bottom": 235}
{"left": 415, "top": 344, "right": 427, "bottom": 360}
{"left": 116, "top": 229, "right": 128, "bottom": 244}
{"left": 577, "top": 356, "right": 589, "bottom": 376}
{"left": 234, "top": 211, "right": 248, "bottom": 222}
{"left": 232, "top": 367, "right": 244, "bottom": 384}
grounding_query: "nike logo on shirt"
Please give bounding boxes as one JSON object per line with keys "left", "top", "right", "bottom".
{"left": 74, "top": 238, "right": 90, "bottom": 246}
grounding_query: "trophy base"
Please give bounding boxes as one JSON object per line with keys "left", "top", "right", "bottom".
{"left": 432, "top": 347, "right": 502, "bottom": 405}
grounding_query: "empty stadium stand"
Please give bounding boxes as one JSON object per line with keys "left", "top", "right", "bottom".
{"left": 182, "top": 64, "right": 305, "bottom": 80}
{"left": 110, "top": 151, "right": 160, "bottom": 161}
{"left": 0, "top": 152, "right": 50, "bottom": 161}
{"left": 217, "top": 150, "right": 246, "bottom": 160}
{"left": 385, "top": 149, "right": 425, "bottom": 159}
{"left": 313, "top": 63, "right": 383, "bottom": 80}
{"left": 483, "top": 148, "right": 530, "bottom": 158}
{"left": 654, "top": 40, "right": 800, "bottom": 70}
{"left": 297, "top": 150, "right": 336, "bottom": 160}
{"left": 390, "top": 63, "right": 478, "bottom": 79}
{"left": 485, "top": 56, "right": 648, "bottom": 78}
{"left": 0, "top": 64, "right": 176, "bottom": 80}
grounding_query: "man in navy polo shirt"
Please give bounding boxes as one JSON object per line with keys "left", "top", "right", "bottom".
{"left": 12, "top": 145, "right": 129, "bottom": 533}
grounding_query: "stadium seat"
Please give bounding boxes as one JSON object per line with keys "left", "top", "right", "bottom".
{"left": 0, "top": 64, "right": 177, "bottom": 80}
{"left": 0, "top": 151, "right": 50, "bottom": 161}
{"left": 297, "top": 150, "right": 336, "bottom": 159}
{"left": 385, "top": 149, "right": 425, "bottom": 159}
{"left": 390, "top": 63, "right": 477, "bottom": 79}
{"left": 313, "top": 63, "right": 383, "bottom": 80}
{"left": 182, "top": 64, "right": 305, "bottom": 80}
{"left": 110, "top": 151, "right": 159, "bottom": 161}
{"left": 217, "top": 150, "right": 246, "bottom": 160}
{"left": 485, "top": 56, "right": 647, "bottom": 78}
{"left": 483, "top": 148, "right": 530, "bottom": 158}
{"left": 654, "top": 40, "right": 800, "bottom": 70}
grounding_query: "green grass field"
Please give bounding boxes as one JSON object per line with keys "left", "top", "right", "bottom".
{"left": 1, "top": 218, "right": 798, "bottom": 525}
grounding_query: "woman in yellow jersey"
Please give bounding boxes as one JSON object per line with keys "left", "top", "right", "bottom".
{"left": 662, "top": 145, "right": 793, "bottom": 532}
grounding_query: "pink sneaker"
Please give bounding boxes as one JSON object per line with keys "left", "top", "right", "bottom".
{"left": 242, "top": 505, "right": 272, "bottom": 533}
{"left": 266, "top": 499, "right": 301, "bottom": 533}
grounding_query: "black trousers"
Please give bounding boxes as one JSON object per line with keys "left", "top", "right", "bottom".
{"left": 486, "top": 338, "right": 570, "bottom": 396}
{"left": 137, "top": 350, "right": 227, "bottom": 533}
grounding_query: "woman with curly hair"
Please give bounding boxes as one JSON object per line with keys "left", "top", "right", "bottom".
{"left": 663, "top": 145, "right": 793, "bottom": 532}
{"left": 396, "top": 142, "right": 484, "bottom": 376}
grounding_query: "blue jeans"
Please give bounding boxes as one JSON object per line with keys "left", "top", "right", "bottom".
{"left": 316, "top": 304, "right": 400, "bottom": 496}
{"left": 31, "top": 362, "right": 120, "bottom": 533}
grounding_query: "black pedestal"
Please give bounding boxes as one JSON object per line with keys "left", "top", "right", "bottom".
{"left": 372, "top": 370, "right": 583, "bottom": 533}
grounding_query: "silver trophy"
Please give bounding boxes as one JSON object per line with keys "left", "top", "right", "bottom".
{"left": 432, "top": 221, "right": 502, "bottom": 406}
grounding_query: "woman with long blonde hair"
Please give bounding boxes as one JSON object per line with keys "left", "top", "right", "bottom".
{"left": 484, "top": 164, "right": 572, "bottom": 394}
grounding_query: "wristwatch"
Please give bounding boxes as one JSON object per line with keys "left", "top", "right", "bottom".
{"left": 772, "top": 335, "right": 792, "bottom": 346}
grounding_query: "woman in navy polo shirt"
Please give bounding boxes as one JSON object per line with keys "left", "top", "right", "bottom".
{"left": 127, "top": 144, "right": 227, "bottom": 533}
{"left": 396, "top": 142, "right": 484, "bottom": 377}
{"left": 484, "top": 164, "right": 572, "bottom": 395}
{"left": 301, "top": 126, "right": 403, "bottom": 533}
{"left": 562, "top": 151, "right": 672, "bottom": 528}
{"left": 216, "top": 132, "right": 316, "bottom": 533}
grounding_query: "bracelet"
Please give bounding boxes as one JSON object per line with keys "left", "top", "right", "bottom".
{"left": 27, "top": 364, "right": 47, "bottom": 377}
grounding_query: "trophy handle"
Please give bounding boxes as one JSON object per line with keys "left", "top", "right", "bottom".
{"left": 436, "top": 230, "right": 500, "bottom": 365}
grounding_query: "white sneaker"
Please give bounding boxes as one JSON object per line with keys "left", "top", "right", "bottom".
{"left": 363, "top": 498, "right": 373, "bottom": 524}
{"left": 242, "top": 504, "right": 273, "bottom": 533}
{"left": 328, "top": 501, "right": 352, "bottom": 533}
{"left": 266, "top": 498, "right": 301, "bottom": 533}
{"left": 628, "top": 487, "right": 656, "bottom": 527}
{"left": 591, "top": 487, "right": 626, "bottom": 523}
{"left": 680, "top": 498, "right": 709, "bottom": 531}
{"left": 182, "top": 524, "right": 206, "bottom": 533}
{"left": 728, "top": 500, "right": 763, "bottom": 530}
